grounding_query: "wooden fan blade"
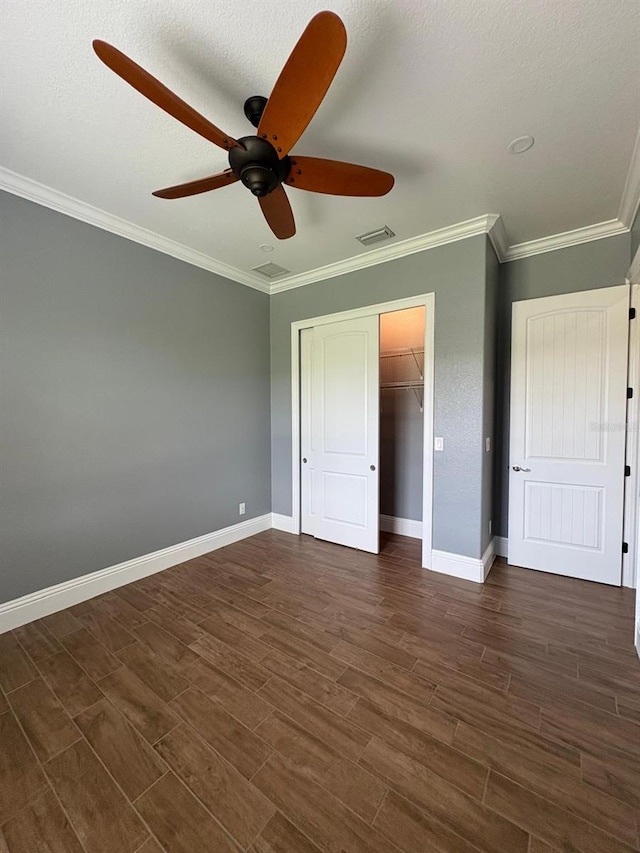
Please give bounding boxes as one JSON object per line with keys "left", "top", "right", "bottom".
{"left": 258, "top": 12, "right": 347, "bottom": 158}
{"left": 286, "top": 157, "right": 394, "bottom": 196}
{"left": 153, "top": 170, "right": 238, "bottom": 199}
{"left": 92, "top": 40, "right": 242, "bottom": 152}
{"left": 258, "top": 185, "right": 296, "bottom": 239}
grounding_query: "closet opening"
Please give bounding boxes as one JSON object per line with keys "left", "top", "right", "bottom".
{"left": 379, "top": 307, "right": 426, "bottom": 541}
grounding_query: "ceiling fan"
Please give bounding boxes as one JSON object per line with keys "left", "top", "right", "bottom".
{"left": 93, "top": 11, "right": 394, "bottom": 240}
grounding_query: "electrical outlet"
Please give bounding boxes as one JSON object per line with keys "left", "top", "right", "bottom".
{"left": 485, "top": 436, "right": 491, "bottom": 452}
{"left": 434, "top": 437, "right": 444, "bottom": 452}
{"left": 239, "top": 502, "right": 246, "bottom": 515}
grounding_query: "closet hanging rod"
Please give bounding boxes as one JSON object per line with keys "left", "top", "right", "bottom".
{"left": 380, "top": 382, "right": 423, "bottom": 411}
{"left": 379, "top": 348, "right": 424, "bottom": 358}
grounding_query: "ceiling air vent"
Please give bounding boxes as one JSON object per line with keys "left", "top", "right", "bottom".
{"left": 252, "top": 262, "right": 291, "bottom": 279}
{"left": 356, "top": 225, "right": 396, "bottom": 247}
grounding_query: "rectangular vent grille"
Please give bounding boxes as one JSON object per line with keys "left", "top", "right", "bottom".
{"left": 356, "top": 225, "right": 396, "bottom": 246}
{"left": 252, "top": 262, "right": 290, "bottom": 279}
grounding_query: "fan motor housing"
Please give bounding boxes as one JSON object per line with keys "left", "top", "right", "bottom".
{"left": 229, "top": 136, "right": 291, "bottom": 197}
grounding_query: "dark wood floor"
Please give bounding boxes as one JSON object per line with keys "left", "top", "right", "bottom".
{"left": 1, "top": 531, "right": 639, "bottom": 853}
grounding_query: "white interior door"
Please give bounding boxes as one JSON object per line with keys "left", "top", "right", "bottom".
{"left": 508, "top": 285, "right": 629, "bottom": 585}
{"left": 301, "top": 316, "right": 380, "bottom": 553}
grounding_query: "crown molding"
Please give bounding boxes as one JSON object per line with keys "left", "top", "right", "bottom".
{"left": 486, "top": 215, "right": 509, "bottom": 262}
{"left": 619, "top": 124, "right": 640, "bottom": 229}
{"left": 0, "top": 167, "right": 271, "bottom": 294}
{"left": 269, "top": 215, "right": 501, "bottom": 294}
{"left": 502, "top": 219, "right": 628, "bottom": 263}
{"left": 2, "top": 165, "right": 637, "bottom": 292}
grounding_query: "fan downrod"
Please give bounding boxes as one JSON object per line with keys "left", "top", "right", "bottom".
{"left": 243, "top": 96, "right": 268, "bottom": 128}
{"left": 229, "top": 135, "right": 291, "bottom": 197}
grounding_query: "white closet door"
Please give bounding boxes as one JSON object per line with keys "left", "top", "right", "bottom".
{"left": 508, "top": 285, "right": 629, "bottom": 584}
{"left": 307, "top": 316, "right": 380, "bottom": 553}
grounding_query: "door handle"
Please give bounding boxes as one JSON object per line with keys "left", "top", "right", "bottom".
{"left": 370, "top": 464, "right": 376, "bottom": 471}
{"left": 302, "top": 458, "right": 308, "bottom": 464}
{"left": 512, "top": 465, "right": 531, "bottom": 472}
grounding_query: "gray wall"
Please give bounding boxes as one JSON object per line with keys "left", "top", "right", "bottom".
{"left": 482, "top": 239, "right": 499, "bottom": 553}
{"left": 379, "top": 389, "right": 424, "bottom": 521}
{"left": 270, "top": 235, "right": 492, "bottom": 559}
{"left": 495, "top": 232, "right": 632, "bottom": 537}
{"left": 631, "top": 205, "right": 640, "bottom": 263}
{"left": 1, "top": 192, "right": 271, "bottom": 602}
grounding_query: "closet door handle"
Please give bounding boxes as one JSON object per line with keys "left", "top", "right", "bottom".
{"left": 370, "top": 464, "right": 376, "bottom": 471}
{"left": 302, "top": 458, "right": 308, "bottom": 464}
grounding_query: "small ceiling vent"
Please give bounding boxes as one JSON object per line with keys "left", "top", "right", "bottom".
{"left": 252, "top": 262, "right": 291, "bottom": 279}
{"left": 356, "top": 225, "right": 396, "bottom": 247}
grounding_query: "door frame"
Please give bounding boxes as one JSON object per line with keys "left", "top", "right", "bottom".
{"left": 290, "top": 293, "right": 435, "bottom": 568}
{"left": 624, "top": 280, "right": 640, "bottom": 589}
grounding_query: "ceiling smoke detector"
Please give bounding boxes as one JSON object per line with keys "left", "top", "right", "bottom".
{"left": 252, "top": 262, "right": 291, "bottom": 278}
{"left": 356, "top": 226, "right": 396, "bottom": 247}
{"left": 508, "top": 135, "right": 535, "bottom": 154}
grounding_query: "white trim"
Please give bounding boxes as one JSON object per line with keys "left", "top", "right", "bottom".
{"left": 482, "top": 537, "right": 497, "bottom": 578}
{"left": 290, "top": 294, "right": 437, "bottom": 331}
{"left": 3, "top": 164, "right": 638, "bottom": 291}
{"left": 487, "top": 216, "right": 510, "bottom": 263}
{"left": 0, "top": 167, "right": 270, "bottom": 293}
{"left": 503, "top": 220, "right": 628, "bottom": 262}
{"left": 271, "top": 513, "right": 296, "bottom": 534}
{"left": 420, "top": 296, "right": 436, "bottom": 569}
{"left": 619, "top": 124, "right": 640, "bottom": 229}
{"left": 430, "top": 541, "right": 495, "bottom": 584}
{"left": 624, "top": 283, "right": 640, "bottom": 589}
{"left": 290, "top": 293, "right": 435, "bottom": 568}
{"left": 271, "top": 216, "right": 500, "bottom": 293}
{"left": 495, "top": 536, "right": 509, "bottom": 559}
{"left": 0, "top": 514, "right": 271, "bottom": 632}
{"left": 379, "top": 515, "right": 423, "bottom": 539}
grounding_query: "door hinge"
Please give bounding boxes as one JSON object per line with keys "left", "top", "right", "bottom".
{"left": 627, "top": 388, "right": 633, "bottom": 399}
{"left": 630, "top": 307, "right": 636, "bottom": 320}
{"left": 622, "top": 541, "right": 629, "bottom": 554}
{"left": 625, "top": 465, "right": 631, "bottom": 477}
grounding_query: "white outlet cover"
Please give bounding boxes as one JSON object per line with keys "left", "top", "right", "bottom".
{"left": 434, "top": 437, "right": 444, "bottom": 452}
{"left": 485, "top": 437, "right": 491, "bottom": 452}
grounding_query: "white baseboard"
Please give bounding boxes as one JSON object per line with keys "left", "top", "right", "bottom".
{"left": 430, "top": 538, "right": 496, "bottom": 584}
{"left": 380, "top": 514, "right": 423, "bottom": 539}
{"left": 271, "top": 513, "right": 297, "bottom": 534}
{"left": 0, "top": 514, "right": 272, "bottom": 633}
{"left": 482, "top": 538, "right": 497, "bottom": 579}
{"left": 494, "top": 536, "right": 508, "bottom": 559}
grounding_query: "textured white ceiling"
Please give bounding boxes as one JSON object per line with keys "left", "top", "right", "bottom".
{"left": 2, "top": 0, "right": 639, "bottom": 279}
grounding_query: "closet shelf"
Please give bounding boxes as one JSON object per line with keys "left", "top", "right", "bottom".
{"left": 380, "top": 347, "right": 424, "bottom": 410}
{"left": 380, "top": 347, "right": 424, "bottom": 380}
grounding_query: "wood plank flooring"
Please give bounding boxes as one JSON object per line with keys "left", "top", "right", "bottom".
{"left": 1, "top": 531, "right": 639, "bottom": 853}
